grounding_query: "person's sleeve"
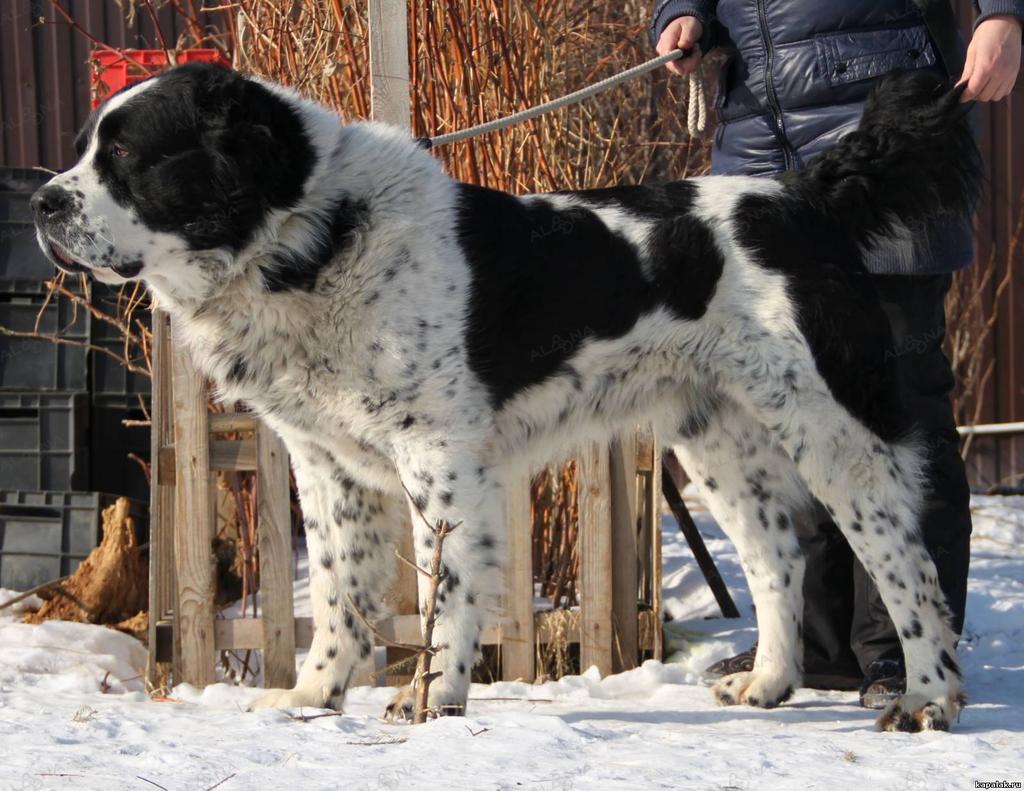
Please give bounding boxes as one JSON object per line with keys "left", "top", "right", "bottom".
{"left": 973, "top": 0, "right": 1024, "bottom": 30}
{"left": 649, "top": 1, "right": 718, "bottom": 50}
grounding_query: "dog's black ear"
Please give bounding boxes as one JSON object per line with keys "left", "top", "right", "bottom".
{"left": 182, "top": 66, "right": 317, "bottom": 248}
{"left": 203, "top": 74, "right": 315, "bottom": 210}
{"left": 190, "top": 66, "right": 313, "bottom": 210}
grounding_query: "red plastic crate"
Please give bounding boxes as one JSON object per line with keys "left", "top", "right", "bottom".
{"left": 90, "top": 48, "right": 230, "bottom": 108}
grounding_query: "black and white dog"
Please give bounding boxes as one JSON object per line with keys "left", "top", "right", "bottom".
{"left": 32, "top": 63, "right": 979, "bottom": 732}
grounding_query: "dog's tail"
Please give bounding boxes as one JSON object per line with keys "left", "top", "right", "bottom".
{"left": 792, "top": 71, "right": 982, "bottom": 241}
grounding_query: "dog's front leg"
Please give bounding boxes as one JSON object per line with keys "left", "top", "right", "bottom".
{"left": 250, "top": 454, "right": 402, "bottom": 712}
{"left": 385, "top": 448, "right": 505, "bottom": 720}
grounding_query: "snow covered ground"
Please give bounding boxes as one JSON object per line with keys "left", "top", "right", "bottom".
{"left": 1, "top": 493, "right": 1021, "bottom": 790}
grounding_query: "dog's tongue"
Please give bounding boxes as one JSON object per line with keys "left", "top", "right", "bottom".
{"left": 49, "top": 241, "right": 90, "bottom": 274}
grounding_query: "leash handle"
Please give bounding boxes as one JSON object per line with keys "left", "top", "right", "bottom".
{"left": 418, "top": 48, "right": 692, "bottom": 149}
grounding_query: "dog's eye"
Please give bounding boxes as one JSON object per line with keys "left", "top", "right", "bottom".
{"left": 112, "top": 143, "right": 130, "bottom": 158}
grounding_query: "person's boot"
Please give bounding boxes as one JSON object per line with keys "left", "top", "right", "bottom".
{"left": 859, "top": 657, "right": 906, "bottom": 709}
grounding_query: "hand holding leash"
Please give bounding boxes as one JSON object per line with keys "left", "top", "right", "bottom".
{"left": 959, "top": 16, "right": 1023, "bottom": 102}
{"left": 656, "top": 17, "right": 704, "bottom": 76}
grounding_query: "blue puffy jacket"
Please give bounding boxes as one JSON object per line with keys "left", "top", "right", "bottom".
{"left": 649, "top": 0, "right": 1024, "bottom": 274}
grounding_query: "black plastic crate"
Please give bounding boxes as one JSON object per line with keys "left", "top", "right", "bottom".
{"left": 0, "top": 293, "right": 90, "bottom": 391}
{"left": 90, "top": 285, "right": 152, "bottom": 401}
{"left": 0, "top": 490, "right": 148, "bottom": 591}
{"left": 90, "top": 394, "right": 151, "bottom": 502}
{"left": 0, "top": 168, "right": 51, "bottom": 194}
{"left": 0, "top": 168, "right": 53, "bottom": 284}
{"left": 0, "top": 392, "right": 88, "bottom": 490}
{"left": 0, "top": 278, "right": 59, "bottom": 296}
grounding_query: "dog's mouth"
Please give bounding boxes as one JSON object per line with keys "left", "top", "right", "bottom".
{"left": 47, "top": 240, "right": 92, "bottom": 275}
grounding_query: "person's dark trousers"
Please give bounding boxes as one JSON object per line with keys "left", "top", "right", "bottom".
{"left": 795, "top": 273, "right": 973, "bottom": 679}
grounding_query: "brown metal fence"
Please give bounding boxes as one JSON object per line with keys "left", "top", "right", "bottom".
{"left": 953, "top": 2, "right": 1024, "bottom": 490}
{"left": 1, "top": 0, "right": 1021, "bottom": 489}
{"left": 0, "top": 1, "right": 213, "bottom": 171}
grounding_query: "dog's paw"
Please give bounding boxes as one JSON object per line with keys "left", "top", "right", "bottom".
{"left": 383, "top": 684, "right": 467, "bottom": 722}
{"left": 248, "top": 686, "right": 339, "bottom": 712}
{"left": 384, "top": 685, "right": 415, "bottom": 722}
{"left": 876, "top": 693, "right": 962, "bottom": 733}
{"left": 712, "top": 671, "right": 795, "bottom": 709}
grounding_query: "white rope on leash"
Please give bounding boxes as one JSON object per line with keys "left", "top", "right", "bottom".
{"left": 685, "top": 63, "right": 708, "bottom": 137}
{"left": 421, "top": 48, "right": 705, "bottom": 148}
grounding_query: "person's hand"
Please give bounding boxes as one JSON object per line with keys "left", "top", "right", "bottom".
{"left": 656, "top": 16, "right": 704, "bottom": 76}
{"left": 959, "top": 16, "right": 1022, "bottom": 101}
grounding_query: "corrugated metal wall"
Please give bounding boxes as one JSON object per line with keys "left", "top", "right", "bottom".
{"left": 0, "top": 0, "right": 193, "bottom": 171}
{"left": 1, "top": 0, "right": 1022, "bottom": 488}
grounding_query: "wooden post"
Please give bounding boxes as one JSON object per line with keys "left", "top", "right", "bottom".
{"left": 369, "top": 0, "right": 417, "bottom": 688}
{"left": 256, "top": 423, "right": 296, "bottom": 689}
{"left": 369, "top": 0, "right": 410, "bottom": 127}
{"left": 609, "top": 437, "right": 639, "bottom": 672}
{"left": 501, "top": 476, "right": 535, "bottom": 681}
{"left": 578, "top": 443, "right": 613, "bottom": 676}
{"left": 147, "top": 311, "right": 178, "bottom": 687}
{"left": 170, "top": 342, "right": 216, "bottom": 688}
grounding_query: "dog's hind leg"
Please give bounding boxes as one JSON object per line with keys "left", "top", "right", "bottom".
{"left": 716, "top": 328, "right": 963, "bottom": 732}
{"left": 250, "top": 452, "right": 402, "bottom": 712}
{"left": 667, "top": 396, "right": 811, "bottom": 709}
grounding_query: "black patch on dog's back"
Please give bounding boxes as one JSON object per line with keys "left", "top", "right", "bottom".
{"left": 456, "top": 180, "right": 722, "bottom": 408}
{"left": 732, "top": 192, "right": 909, "bottom": 441}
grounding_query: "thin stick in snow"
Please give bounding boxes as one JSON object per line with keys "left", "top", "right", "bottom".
{"left": 412, "top": 519, "right": 456, "bottom": 724}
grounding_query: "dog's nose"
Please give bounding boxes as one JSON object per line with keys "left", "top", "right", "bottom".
{"left": 30, "top": 185, "right": 73, "bottom": 219}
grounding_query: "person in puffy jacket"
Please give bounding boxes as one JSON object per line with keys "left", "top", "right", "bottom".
{"left": 650, "top": 0, "right": 1023, "bottom": 707}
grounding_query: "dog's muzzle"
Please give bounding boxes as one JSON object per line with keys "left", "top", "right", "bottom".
{"left": 30, "top": 184, "right": 93, "bottom": 275}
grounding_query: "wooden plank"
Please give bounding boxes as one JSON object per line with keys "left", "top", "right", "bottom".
{"left": 147, "top": 311, "right": 178, "bottom": 687}
{"left": 609, "top": 437, "right": 639, "bottom": 672}
{"left": 384, "top": 505, "right": 419, "bottom": 686}
{"left": 635, "top": 427, "right": 655, "bottom": 612}
{"left": 217, "top": 615, "right": 499, "bottom": 651}
{"left": 256, "top": 423, "right": 296, "bottom": 689}
{"left": 386, "top": 506, "right": 419, "bottom": 616}
{"left": 368, "top": 0, "right": 410, "bottom": 127}
{"left": 635, "top": 430, "right": 656, "bottom": 473}
{"left": 169, "top": 611, "right": 659, "bottom": 662}
{"left": 170, "top": 340, "right": 217, "bottom": 688}
{"left": 500, "top": 477, "right": 535, "bottom": 681}
{"left": 156, "top": 446, "right": 176, "bottom": 486}
{"left": 210, "top": 439, "right": 257, "bottom": 471}
{"left": 648, "top": 436, "right": 664, "bottom": 661}
{"left": 209, "top": 412, "right": 258, "bottom": 433}
{"left": 213, "top": 612, "right": 660, "bottom": 655}
{"left": 577, "top": 443, "right": 613, "bottom": 676}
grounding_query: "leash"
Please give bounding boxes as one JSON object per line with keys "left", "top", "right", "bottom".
{"left": 419, "top": 48, "right": 706, "bottom": 149}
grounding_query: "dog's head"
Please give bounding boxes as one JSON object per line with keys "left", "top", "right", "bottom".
{"left": 32, "top": 63, "right": 315, "bottom": 293}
